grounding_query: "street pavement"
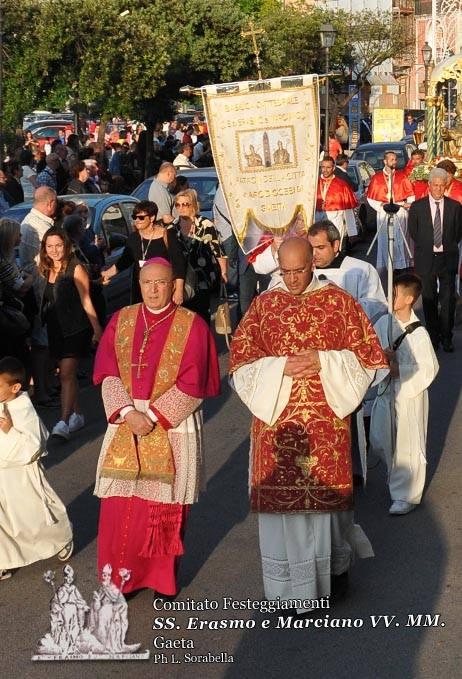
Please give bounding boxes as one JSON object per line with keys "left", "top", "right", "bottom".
{"left": 2, "top": 264, "right": 462, "bottom": 679}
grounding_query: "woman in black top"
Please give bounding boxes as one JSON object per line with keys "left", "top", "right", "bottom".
{"left": 39, "top": 227, "right": 103, "bottom": 440}
{"left": 102, "top": 200, "right": 185, "bottom": 304}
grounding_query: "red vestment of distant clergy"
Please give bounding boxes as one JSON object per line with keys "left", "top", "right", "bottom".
{"left": 366, "top": 170, "right": 414, "bottom": 203}
{"left": 446, "top": 178, "right": 462, "bottom": 204}
{"left": 316, "top": 176, "right": 358, "bottom": 212}
{"left": 93, "top": 303, "right": 220, "bottom": 593}
{"left": 229, "top": 285, "right": 387, "bottom": 514}
{"left": 412, "top": 180, "right": 429, "bottom": 200}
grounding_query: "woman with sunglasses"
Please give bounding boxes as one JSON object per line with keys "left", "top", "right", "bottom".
{"left": 101, "top": 200, "right": 185, "bottom": 304}
{"left": 172, "top": 189, "right": 227, "bottom": 324}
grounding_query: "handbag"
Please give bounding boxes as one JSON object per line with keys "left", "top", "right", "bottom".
{"left": 215, "top": 284, "right": 232, "bottom": 349}
{"left": 183, "top": 262, "right": 197, "bottom": 301}
{"left": 0, "top": 300, "right": 30, "bottom": 337}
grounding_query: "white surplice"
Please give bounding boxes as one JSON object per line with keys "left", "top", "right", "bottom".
{"left": 314, "top": 208, "right": 358, "bottom": 243}
{"left": 0, "top": 393, "right": 73, "bottom": 569}
{"left": 231, "top": 277, "right": 377, "bottom": 606}
{"left": 367, "top": 199, "right": 414, "bottom": 270}
{"left": 369, "top": 312, "right": 439, "bottom": 504}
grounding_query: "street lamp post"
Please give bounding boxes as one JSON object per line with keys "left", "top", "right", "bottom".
{"left": 320, "top": 23, "right": 337, "bottom": 153}
{"left": 422, "top": 41, "right": 432, "bottom": 98}
{"left": 0, "top": 1, "right": 4, "bottom": 165}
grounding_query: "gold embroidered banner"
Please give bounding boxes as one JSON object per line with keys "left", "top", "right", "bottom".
{"left": 202, "top": 75, "right": 320, "bottom": 254}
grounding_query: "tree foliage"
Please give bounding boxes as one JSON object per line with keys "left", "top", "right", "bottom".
{"left": 258, "top": 4, "right": 412, "bottom": 106}
{"left": 1, "top": 0, "right": 413, "bottom": 132}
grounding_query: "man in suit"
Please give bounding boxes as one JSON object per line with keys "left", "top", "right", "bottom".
{"left": 335, "top": 154, "right": 358, "bottom": 192}
{"left": 408, "top": 167, "right": 462, "bottom": 352}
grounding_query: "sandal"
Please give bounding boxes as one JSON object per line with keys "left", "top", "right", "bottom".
{"left": 57, "top": 540, "right": 74, "bottom": 562}
{"left": 0, "top": 570, "right": 12, "bottom": 581}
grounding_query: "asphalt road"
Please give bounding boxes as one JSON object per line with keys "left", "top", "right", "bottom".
{"left": 2, "top": 263, "right": 462, "bottom": 679}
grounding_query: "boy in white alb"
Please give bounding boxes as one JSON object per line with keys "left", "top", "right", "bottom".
{"left": 0, "top": 357, "right": 73, "bottom": 580}
{"left": 370, "top": 274, "right": 439, "bottom": 515}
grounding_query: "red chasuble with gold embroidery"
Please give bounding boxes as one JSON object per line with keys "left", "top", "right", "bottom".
{"left": 229, "top": 285, "right": 387, "bottom": 514}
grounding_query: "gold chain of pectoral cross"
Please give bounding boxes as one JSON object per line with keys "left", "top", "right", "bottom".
{"left": 132, "top": 305, "right": 176, "bottom": 379}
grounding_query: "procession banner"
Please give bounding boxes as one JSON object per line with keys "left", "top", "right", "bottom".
{"left": 202, "top": 75, "right": 320, "bottom": 254}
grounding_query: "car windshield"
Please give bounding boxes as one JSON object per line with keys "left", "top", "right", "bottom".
{"left": 132, "top": 175, "right": 218, "bottom": 212}
{"left": 355, "top": 149, "right": 405, "bottom": 170}
{"left": 187, "top": 177, "right": 218, "bottom": 212}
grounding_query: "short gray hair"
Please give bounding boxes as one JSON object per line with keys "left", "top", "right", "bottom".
{"left": 307, "top": 220, "right": 341, "bottom": 243}
{"left": 428, "top": 167, "right": 448, "bottom": 184}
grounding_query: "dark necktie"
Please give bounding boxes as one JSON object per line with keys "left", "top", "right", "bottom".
{"left": 433, "top": 201, "right": 442, "bottom": 248}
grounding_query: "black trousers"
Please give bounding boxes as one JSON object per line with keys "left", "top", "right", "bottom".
{"left": 420, "top": 253, "right": 457, "bottom": 344}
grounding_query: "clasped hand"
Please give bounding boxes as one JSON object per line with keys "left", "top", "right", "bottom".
{"left": 283, "top": 349, "right": 321, "bottom": 379}
{"left": 124, "top": 410, "right": 154, "bottom": 436}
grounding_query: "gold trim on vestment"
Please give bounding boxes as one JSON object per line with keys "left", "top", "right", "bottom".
{"left": 100, "top": 304, "right": 195, "bottom": 482}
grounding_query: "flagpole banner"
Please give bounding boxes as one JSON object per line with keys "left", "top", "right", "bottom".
{"left": 202, "top": 75, "right": 320, "bottom": 254}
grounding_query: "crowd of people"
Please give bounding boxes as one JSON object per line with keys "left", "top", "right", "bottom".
{"left": 0, "top": 125, "right": 460, "bottom": 624}
{"left": 0, "top": 114, "right": 213, "bottom": 214}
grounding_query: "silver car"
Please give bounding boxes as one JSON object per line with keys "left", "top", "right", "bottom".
{"left": 4, "top": 193, "right": 140, "bottom": 314}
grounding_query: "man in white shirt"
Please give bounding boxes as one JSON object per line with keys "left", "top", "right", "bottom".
{"left": 173, "top": 143, "right": 196, "bottom": 170}
{"left": 19, "top": 186, "right": 57, "bottom": 405}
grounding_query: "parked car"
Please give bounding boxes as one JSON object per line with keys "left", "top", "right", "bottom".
{"left": 25, "top": 119, "right": 74, "bottom": 134}
{"left": 132, "top": 167, "right": 219, "bottom": 220}
{"left": 346, "top": 159, "right": 377, "bottom": 233}
{"left": 4, "top": 193, "right": 139, "bottom": 314}
{"left": 23, "top": 112, "right": 74, "bottom": 130}
{"left": 31, "top": 126, "right": 74, "bottom": 142}
{"left": 350, "top": 141, "right": 416, "bottom": 171}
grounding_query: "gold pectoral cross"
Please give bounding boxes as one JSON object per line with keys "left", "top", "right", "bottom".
{"left": 132, "top": 358, "right": 148, "bottom": 379}
{"left": 132, "top": 330, "right": 150, "bottom": 378}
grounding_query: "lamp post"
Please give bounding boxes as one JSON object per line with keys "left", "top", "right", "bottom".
{"left": 320, "top": 23, "right": 337, "bottom": 153}
{"left": 422, "top": 41, "right": 432, "bottom": 98}
{"left": 0, "top": 1, "right": 4, "bottom": 165}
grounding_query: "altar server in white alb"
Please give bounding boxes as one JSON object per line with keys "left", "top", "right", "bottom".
{"left": 0, "top": 357, "right": 73, "bottom": 580}
{"left": 369, "top": 274, "right": 439, "bottom": 515}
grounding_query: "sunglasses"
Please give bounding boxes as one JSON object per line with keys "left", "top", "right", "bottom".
{"left": 133, "top": 214, "right": 149, "bottom": 220}
{"left": 175, "top": 202, "right": 191, "bottom": 207}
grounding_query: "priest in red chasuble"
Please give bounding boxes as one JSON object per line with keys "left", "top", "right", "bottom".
{"left": 93, "top": 258, "right": 220, "bottom": 595}
{"left": 315, "top": 156, "right": 359, "bottom": 246}
{"left": 229, "top": 239, "right": 387, "bottom": 608}
{"left": 367, "top": 151, "right": 415, "bottom": 275}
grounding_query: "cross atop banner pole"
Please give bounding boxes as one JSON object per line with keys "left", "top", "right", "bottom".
{"left": 241, "top": 20, "right": 265, "bottom": 81}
